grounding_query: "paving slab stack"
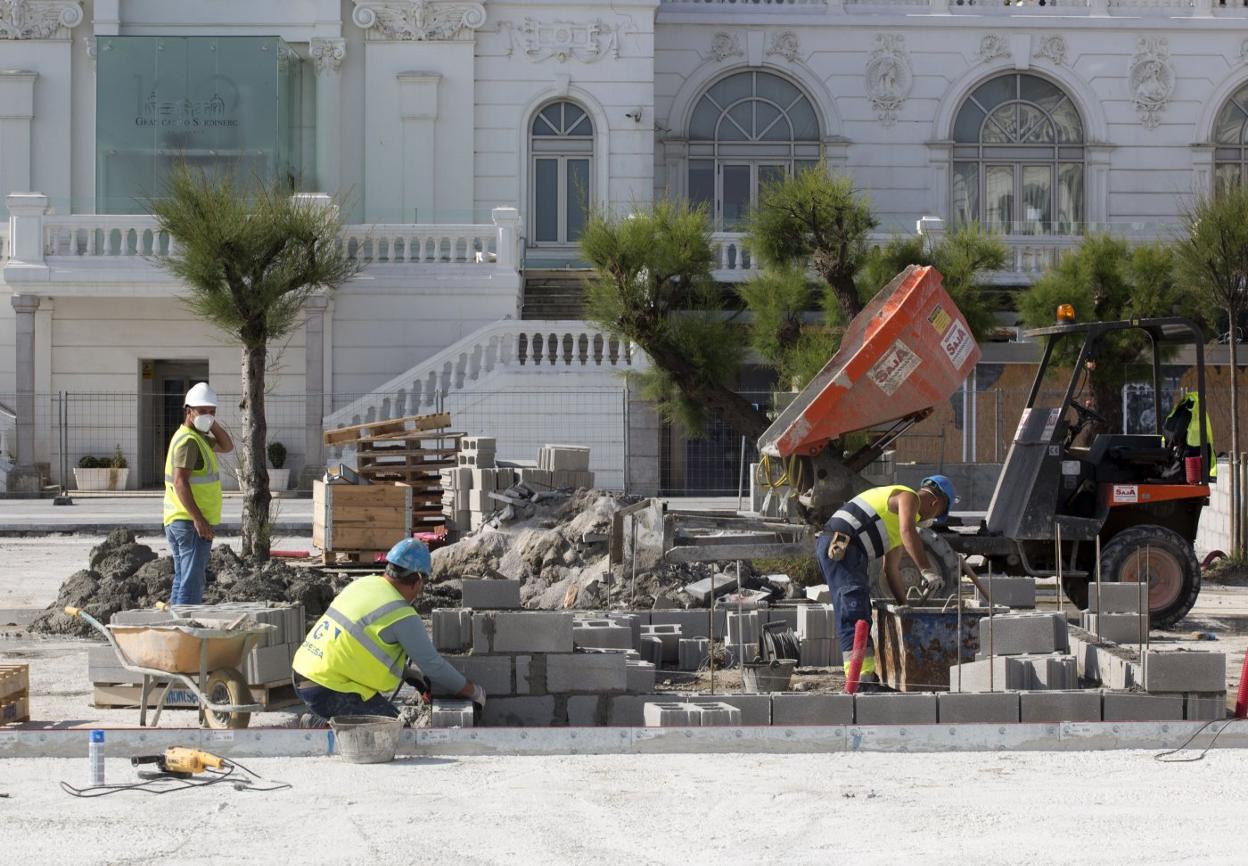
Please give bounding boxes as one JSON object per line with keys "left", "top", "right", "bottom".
{"left": 440, "top": 438, "right": 519, "bottom": 534}
{"left": 537, "top": 444, "right": 595, "bottom": 490}
{"left": 90, "top": 603, "right": 305, "bottom": 708}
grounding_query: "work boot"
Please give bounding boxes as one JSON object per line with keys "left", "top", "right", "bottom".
{"left": 854, "top": 672, "right": 886, "bottom": 694}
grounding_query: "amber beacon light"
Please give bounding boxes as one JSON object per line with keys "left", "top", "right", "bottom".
{"left": 1056, "top": 304, "right": 1076, "bottom": 322}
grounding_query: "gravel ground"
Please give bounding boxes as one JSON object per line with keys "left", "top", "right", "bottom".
{"left": 1, "top": 750, "right": 1245, "bottom": 865}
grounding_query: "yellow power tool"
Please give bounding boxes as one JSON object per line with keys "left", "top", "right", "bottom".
{"left": 132, "top": 747, "right": 226, "bottom": 778}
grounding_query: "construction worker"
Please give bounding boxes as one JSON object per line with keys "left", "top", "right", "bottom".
{"left": 163, "top": 382, "right": 233, "bottom": 605}
{"left": 1163, "top": 391, "right": 1217, "bottom": 481}
{"left": 292, "top": 538, "right": 485, "bottom": 721}
{"left": 815, "top": 476, "right": 954, "bottom": 686}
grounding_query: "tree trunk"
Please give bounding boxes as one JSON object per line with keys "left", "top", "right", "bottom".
{"left": 240, "top": 340, "right": 272, "bottom": 562}
{"left": 812, "top": 255, "right": 863, "bottom": 323}
{"left": 642, "top": 341, "right": 770, "bottom": 442}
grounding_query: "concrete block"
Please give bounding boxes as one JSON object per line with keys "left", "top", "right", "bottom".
{"left": 568, "top": 695, "right": 606, "bottom": 726}
{"left": 771, "top": 693, "right": 855, "bottom": 725}
{"left": 853, "top": 693, "right": 939, "bottom": 725}
{"left": 609, "top": 693, "right": 666, "bottom": 726}
{"left": 764, "top": 608, "right": 798, "bottom": 631}
{"left": 639, "top": 636, "right": 664, "bottom": 666}
{"left": 447, "top": 655, "right": 512, "bottom": 696}
{"left": 1087, "top": 583, "right": 1145, "bottom": 614}
{"left": 708, "top": 694, "right": 772, "bottom": 725}
{"left": 726, "top": 611, "right": 760, "bottom": 647}
{"left": 977, "top": 613, "right": 1068, "bottom": 656}
{"left": 937, "top": 691, "right": 1020, "bottom": 724}
{"left": 473, "top": 611, "right": 574, "bottom": 654}
{"left": 546, "top": 652, "right": 627, "bottom": 693}
{"left": 1101, "top": 691, "right": 1185, "bottom": 721}
{"left": 644, "top": 701, "right": 696, "bottom": 727}
{"left": 1019, "top": 690, "right": 1103, "bottom": 723}
{"left": 514, "top": 655, "right": 533, "bottom": 695}
{"left": 797, "top": 605, "right": 836, "bottom": 640}
{"left": 689, "top": 701, "right": 742, "bottom": 726}
{"left": 431, "top": 608, "right": 473, "bottom": 652}
{"left": 572, "top": 621, "right": 634, "bottom": 651}
{"left": 470, "top": 467, "right": 499, "bottom": 489}
{"left": 461, "top": 436, "right": 496, "bottom": 453}
{"left": 1185, "top": 693, "right": 1228, "bottom": 721}
{"left": 461, "top": 579, "right": 521, "bottom": 610}
{"left": 678, "top": 638, "right": 710, "bottom": 671}
{"left": 950, "top": 657, "right": 1027, "bottom": 692}
{"left": 626, "top": 660, "right": 657, "bottom": 693}
{"left": 798, "top": 638, "right": 842, "bottom": 668}
{"left": 639, "top": 624, "right": 682, "bottom": 663}
{"left": 606, "top": 612, "right": 643, "bottom": 648}
{"left": 443, "top": 467, "right": 472, "bottom": 490}
{"left": 481, "top": 696, "right": 557, "bottom": 727}
{"left": 1019, "top": 654, "right": 1078, "bottom": 690}
{"left": 431, "top": 699, "right": 474, "bottom": 728}
{"left": 518, "top": 468, "right": 553, "bottom": 489}
{"left": 683, "top": 573, "right": 736, "bottom": 604}
{"left": 1082, "top": 613, "right": 1148, "bottom": 645}
{"left": 543, "top": 444, "right": 591, "bottom": 472}
{"left": 1141, "top": 650, "right": 1227, "bottom": 694}
{"left": 468, "top": 489, "right": 499, "bottom": 513}
{"left": 805, "top": 585, "right": 832, "bottom": 604}
{"left": 649, "top": 610, "right": 723, "bottom": 640}
{"left": 973, "top": 576, "right": 1036, "bottom": 609}
{"left": 244, "top": 642, "right": 293, "bottom": 685}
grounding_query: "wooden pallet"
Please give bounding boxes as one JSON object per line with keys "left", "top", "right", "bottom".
{"left": 1, "top": 695, "right": 29, "bottom": 725}
{"left": 91, "top": 678, "right": 300, "bottom": 712}
{"left": 324, "top": 412, "right": 453, "bottom": 447}
{"left": 0, "top": 664, "right": 28, "bottom": 703}
{"left": 318, "top": 548, "right": 388, "bottom": 566}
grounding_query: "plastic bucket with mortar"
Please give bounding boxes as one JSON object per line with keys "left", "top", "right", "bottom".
{"left": 742, "top": 659, "right": 796, "bottom": 693}
{"left": 329, "top": 715, "right": 404, "bottom": 763}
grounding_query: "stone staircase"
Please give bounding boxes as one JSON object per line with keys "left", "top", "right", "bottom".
{"left": 522, "top": 269, "right": 593, "bottom": 320}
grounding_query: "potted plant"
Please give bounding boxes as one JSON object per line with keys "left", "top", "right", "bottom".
{"left": 267, "top": 441, "right": 290, "bottom": 492}
{"left": 73, "top": 445, "right": 129, "bottom": 491}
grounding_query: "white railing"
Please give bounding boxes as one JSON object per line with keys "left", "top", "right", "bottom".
{"left": 337, "top": 224, "right": 497, "bottom": 264}
{"left": 663, "top": 0, "right": 827, "bottom": 5}
{"left": 45, "top": 215, "right": 176, "bottom": 258}
{"left": 0, "top": 222, "right": 8, "bottom": 261}
{"left": 710, "top": 232, "right": 760, "bottom": 279}
{"left": 664, "top": 0, "right": 1239, "bottom": 10}
{"left": 324, "top": 320, "right": 638, "bottom": 432}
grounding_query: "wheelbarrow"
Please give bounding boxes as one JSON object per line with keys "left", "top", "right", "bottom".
{"left": 65, "top": 605, "right": 275, "bottom": 729}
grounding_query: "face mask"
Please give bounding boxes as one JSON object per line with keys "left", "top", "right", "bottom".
{"left": 192, "top": 414, "right": 215, "bottom": 434}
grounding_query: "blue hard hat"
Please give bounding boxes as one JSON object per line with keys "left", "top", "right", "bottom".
{"left": 385, "top": 538, "right": 432, "bottom": 576}
{"left": 920, "top": 475, "right": 956, "bottom": 524}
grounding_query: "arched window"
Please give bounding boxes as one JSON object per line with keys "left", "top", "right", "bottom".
{"left": 530, "top": 101, "right": 593, "bottom": 245}
{"left": 951, "top": 73, "right": 1084, "bottom": 236}
{"left": 687, "top": 71, "right": 822, "bottom": 230}
{"left": 1213, "top": 82, "right": 1248, "bottom": 192}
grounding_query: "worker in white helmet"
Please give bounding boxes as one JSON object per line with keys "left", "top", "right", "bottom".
{"left": 162, "top": 382, "right": 234, "bottom": 604}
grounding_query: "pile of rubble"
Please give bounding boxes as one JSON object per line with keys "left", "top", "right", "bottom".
{"left": 431, "top": 488, "right": 769, "bottom": 610}
{"left": 30, "top": 529, "right": 352, "bottom": 639}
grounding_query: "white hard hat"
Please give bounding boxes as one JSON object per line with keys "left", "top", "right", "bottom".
{"left": 184, "top": 382, "right": 218, "bottom": 408}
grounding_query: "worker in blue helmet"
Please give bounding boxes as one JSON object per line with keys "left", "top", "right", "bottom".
{"left": 292, "top": 537, "right": 485, "bottom": 722}
{"left": 815, "top": 476, "right": 955, "bottom": 687}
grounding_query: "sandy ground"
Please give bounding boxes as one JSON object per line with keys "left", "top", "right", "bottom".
{"left": 1, "top": 750, "right": 1246, "bottom": 865}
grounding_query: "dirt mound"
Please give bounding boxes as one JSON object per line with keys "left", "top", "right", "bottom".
{"left": 30, "top": 530, "right": 351, "bottom": 639}
{"left": 431, "top": 489, "right": 763, "bottom": 610}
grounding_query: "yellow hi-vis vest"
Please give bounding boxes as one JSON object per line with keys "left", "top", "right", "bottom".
{"left": 1168, "top": 393, "right": 1217, "bottom": 479}
{"left": 162, "top": 426, "right": 222, "bottom": 526}
{"left": 292, "top": 575, "right": 419, "bottom": 700}
{"left": 828, "top": 484, "right": 919, "bottom": 560}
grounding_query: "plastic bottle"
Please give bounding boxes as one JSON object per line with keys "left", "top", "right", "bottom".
{"left": 89, "top": 729, "right": 105, "bottom": 786}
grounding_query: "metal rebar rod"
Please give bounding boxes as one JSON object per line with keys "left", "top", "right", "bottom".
{"left": 736, "top": 436, "right": 746, "bottom": 513}
{"left": 736, "top": 560, "right": 745, "bottom": 693}
{"left": 1055, "top": 523, "right": 1064, "bottom": 615}
{"left": 988, "top": 574, "right": 994, "bottom": 692}
{"left": 630, "top": 519, "right": 638, "bottom": 609}
{"left": 957, "top": 556, "right": 964, "bottom": 694}
{"left": 709, "top": 569, "right": 716, "bottom": 695}
{"left": 1095, "top": 534, "right": 1103, "bottom": 642}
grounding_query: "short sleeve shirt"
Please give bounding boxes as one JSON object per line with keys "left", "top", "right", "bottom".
{"left": 171, "top": 429, "right": 217, "bottom": 472}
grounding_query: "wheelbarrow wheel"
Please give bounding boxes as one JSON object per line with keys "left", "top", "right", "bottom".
{"left": 203, "top": 667, "right": 251, "bottom": 730}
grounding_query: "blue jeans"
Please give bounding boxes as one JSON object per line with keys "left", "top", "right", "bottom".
{"left": 815, "top": 534, "right": 873, "bottom": 657}
{"left": 165, "top": 520, "right": 213, "bottom": 605}
{"left": 295, "top": 681, "right": 399, "bottom": 722}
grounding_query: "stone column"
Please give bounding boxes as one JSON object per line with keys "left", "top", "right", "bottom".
{"left": 10, "top": 294, "right": 41, "bottom": 492}
{"left": 0, "top": 73, "right": 38, "bottom": 200}
{"left": 1085, "top": 145, "right": 1114, "bottom": 229}
{"left": 5, "top": 192, "right": 48, "bottom": 272}
{"left": 397, "top": 72, "right": 441, "bottom": 223}
{"left": 300, "top": 294, "right": 330, "bottom": 489}
{"left": 310, "top": 38, "right": 345, "bottom": 195}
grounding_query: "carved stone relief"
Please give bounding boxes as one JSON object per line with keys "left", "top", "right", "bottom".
{"left": 310, "top": 37, "right": 347, "bottom": 75}
{"left": 0, "top": 0, "right": 83, "bottom": 39}
{"left": 1034, "top": 34, "right": 1066, "bottom": 67}
{"left": 709, "top": 31, "right": 742, "bottom": 62}
{"left": 766, "top": 31, "right": 800, "bottom": 63}
{"left": 1129, "top": 36, "right": 1174, "bottom": 129}
{"left": 866, "top": 34, "right": 913, "bottom": 127}
{"left": 977, "top": 34, "right": 1010, "bottom": 65}
{"left": 503, "top": 18, "right": 620, "bottom": 63}
{"left": 352, "top": 1, "right": 486, "bottom": 41}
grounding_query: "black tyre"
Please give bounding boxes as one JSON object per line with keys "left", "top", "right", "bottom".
{"left": 202, "top": 667, "right": 252, "bottom": 730}
{"left": 1061, "top": 576, "right": 1088, "bottom": 610}
{"left": 1097, "top": 525, "right": 1201, "bottom": 630}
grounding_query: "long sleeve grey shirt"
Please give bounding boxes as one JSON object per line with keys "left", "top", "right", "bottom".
{"left": 379, "top": 614, "right": 467, "bottom": 695}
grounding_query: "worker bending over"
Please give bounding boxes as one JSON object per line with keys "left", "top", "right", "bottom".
{"left": 293, "top": 538, "right": 485, "bottom": 721}
{"left": 815, "top": 476, "right": 954, "bottom": 685}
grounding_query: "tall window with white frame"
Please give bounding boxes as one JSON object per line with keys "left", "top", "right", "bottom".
{"left": 687, "top": 70, "right": 822, "bottom": 231}
{"left": 951, "top": 73, "right": 1085, "bottom": 237}
{"left": 530, "top": 101, "right": 593, "bottom": 246}
{"left": 1213, "top": 81, "right": 1248, "bottom": 193}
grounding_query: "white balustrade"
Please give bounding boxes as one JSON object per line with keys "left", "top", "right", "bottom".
{"left": 45, "top": 215, "right": 176, "bottom": 258}
{"left": 324, "top": 321, "right": 637, "bottom": 435}
{"left": 663, "top": 0, "right": 826, "bottom": 5}
{"left": 336, "top": 224, "right": 497, "bottom": 264}
{"left": 710, "top": 232, "right": 760, "bottom": 278}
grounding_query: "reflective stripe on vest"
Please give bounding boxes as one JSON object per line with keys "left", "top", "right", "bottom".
{"left": 829, "top": 485, "right": 917, "bottom": 560}
{"left": 162, "top": 426, "right": 222, "bottom": 526}
{"left": 292, "top": 575, "right": 419, "bottom": 700}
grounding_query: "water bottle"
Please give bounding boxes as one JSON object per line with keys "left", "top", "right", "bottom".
{"left": 89, "top": 729, "right": 105, "bottom": 786}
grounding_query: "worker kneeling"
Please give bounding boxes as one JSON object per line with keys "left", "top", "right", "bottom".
{"left": 816, "top": 477, "right": 954, "bottom": 686}
{"left": 292, "top": 538, "right": 485, "bottom": 721}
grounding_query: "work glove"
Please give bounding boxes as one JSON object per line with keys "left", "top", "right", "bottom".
{"left": 919, "top": 568, "right": 944, "bottom": 594}
{"left": 469, "top": 683, "right": 487, "bottom": 724}
{"left": 403, "top": 671, "right": 432, "bottom": 701}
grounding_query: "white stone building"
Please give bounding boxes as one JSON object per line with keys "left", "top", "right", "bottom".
{"left": 1, "top": 0, "right": 1246, "bottom": 494}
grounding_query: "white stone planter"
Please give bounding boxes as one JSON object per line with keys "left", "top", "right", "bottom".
{"left": 268, "top": 468, "right": 291, "bottom": 492}
{"left": 73, "top": 467, "right": 129, "bottom": 491}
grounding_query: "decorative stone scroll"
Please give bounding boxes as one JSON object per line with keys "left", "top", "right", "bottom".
{"left": 310, "top": 38, "right": 346, "bottom": 75}
{"left": 865, "top": 34, "right": 913, "bottom": 127}
{"left": 766, "top": 31, "right": 800, "bottom": 63}
{"left": 1034, "top": 34, "right": 1066, "bottom": 67}
{"left": 710, "top": 31, "right": 742, "bottom": 62}
{"left": 977, "top": 34, "right": 1010, "bottom": 65}
{"left": 504, "top": 18, "right": 620, "bottom": 63}
{"left": 0, "top": 0, "right": 83, "bottom": 39}
{"left": 352, "top": 0, "right": 486, "bottom": 41}
{"left": 1129, "top": 36, "right": 1174, "bottom": 129}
